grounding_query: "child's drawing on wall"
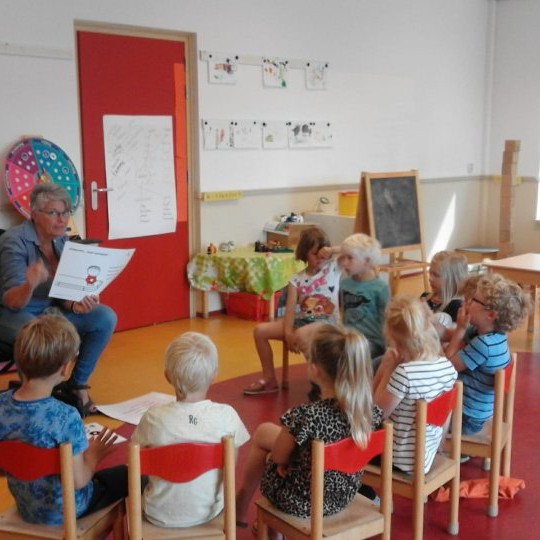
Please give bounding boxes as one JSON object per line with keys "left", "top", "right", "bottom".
{"left": 262, "top": 58, "right": 288, "bottom": 88}
{"left": 306, "top": 61, "right": 328, "bottom": 90}
{"left": 208, "top": 57, "right": 238, "bottom": 84}
{"left": 288, "top": 121, "right": 313, "bottom": 148}
{"left": 232, "top": 121, "right": 261, "bottom": 149}
{"left": 262, "top": 122, "right": 288, "bottom": 149}
{"left": 202, "top": 120, "right": 233, "bottom": 150}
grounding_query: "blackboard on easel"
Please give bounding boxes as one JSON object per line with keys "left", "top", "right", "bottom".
{"left": 355, "top": 170, "right": 423, "bottom": 252}
{"left": 354, "top": 170, "right": 428, "bottom": 293}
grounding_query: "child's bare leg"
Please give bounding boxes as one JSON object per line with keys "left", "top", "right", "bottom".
{"left": 244, "top": 321, "right": 284, "bottom": 393}
{"left": 236, "top": 422, "right": 281, "bottom": 524}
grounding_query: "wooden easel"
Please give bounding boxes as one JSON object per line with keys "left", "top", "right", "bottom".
{"left": 354, "top": 170, "right": 429, "bottom": 295}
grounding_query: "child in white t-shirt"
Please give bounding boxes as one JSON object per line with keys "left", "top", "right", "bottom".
{"left": 132, "top": 332, "right": 250, "bottom": 528}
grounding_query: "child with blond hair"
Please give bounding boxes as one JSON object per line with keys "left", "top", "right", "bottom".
{"left": 236, "top": 324, "right": 382, "bottom": 530}
{"left": 132, "top": 332, "right": 250, "bottom": 527}
{"left": 339, "top": 233, "right": 389, "bottom": 360}
{"left": 373, "top": 296, "right": 457, "bottom": 473}
{"left": 445, "top": 273, "right": 530, "bottom": 434}
{"left": 421, "top": 250, "right": 469, "bottom": 328}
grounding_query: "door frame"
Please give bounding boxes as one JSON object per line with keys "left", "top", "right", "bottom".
{"left": 73, "top": 20, "right": 201, "bottom": 317}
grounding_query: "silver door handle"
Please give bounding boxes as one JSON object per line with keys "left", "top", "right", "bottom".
{"left": 90, "top": 181, "right": 114, "bottom": 210}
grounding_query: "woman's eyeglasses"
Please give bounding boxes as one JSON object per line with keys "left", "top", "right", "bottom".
{"left": 37, "top": 209, "right": 72, "bottom": 219}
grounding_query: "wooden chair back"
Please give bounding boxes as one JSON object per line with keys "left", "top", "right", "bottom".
{"left": 0, "top": 440, "right": 125, "bottom": 540}
{"left": 457, "top": 353, "right": 517, "bottom": 517}
{"left": 127, "top": 435, "right": 235, "bottom": 539}
{"left": 363, "top": 381, "right": 463, "bottom": 540}
{"left": 256, "top": 422, "right": 393, "bottom": 540}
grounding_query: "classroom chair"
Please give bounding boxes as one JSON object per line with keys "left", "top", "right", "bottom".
{"left": 255, "top": 422, "right": 393, "bottom": 540}
{"left": 362, "top": 381, "right": 463, "bottom": 540}
{"left": 445, "top": 353, "right": 517, "bottom": 517}
{"left": 281, "top": 345, "right": 290, "bottom": 389}
{"left": 127, "top": 435, "right": 235, "bottom": 539}
{"left": 0, "top": 440, "right": 125, "bottom": 540}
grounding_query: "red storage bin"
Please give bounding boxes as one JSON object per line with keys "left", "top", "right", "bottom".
{"left": 223, "top": 291, "right": 281, "bottom": 321}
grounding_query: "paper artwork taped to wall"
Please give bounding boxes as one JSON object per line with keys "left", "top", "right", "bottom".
{"left": 288, "top": 121, "right": 314, "bottom": 148}
{"left": 310, "top": 122, "right": 334, "bottom": 147}
{"left": 262, "top": 58, "right": 288, "bottom": 88}
{"left": 202, "top": 120, "right": 232, "bottom": 150}
{"left": 232, "top": 120, "right": 261, "bottom": 149}
{"left": 208, "top": 55, "right": 238, "bottom": 84}
{"left": 262, "top": 122, "right": 288, "bottom": 149}
{"left": 288, "top": 121, "right": 333, "bottom": 148}
{"left": 306, "top": 62, "right": 328, "bottom": 90}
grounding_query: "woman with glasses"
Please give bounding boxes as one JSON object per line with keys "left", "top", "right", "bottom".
{"left": 0, "top": 184, "right": 117, "bottom": 416}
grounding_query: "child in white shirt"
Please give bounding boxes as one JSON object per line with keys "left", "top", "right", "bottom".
{"left": 132, "top": 332, "right": 250, "bottom": 527}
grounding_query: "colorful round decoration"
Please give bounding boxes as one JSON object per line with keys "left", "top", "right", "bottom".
{"left": 3, "top": 137, "right": 81, "bottom": 219}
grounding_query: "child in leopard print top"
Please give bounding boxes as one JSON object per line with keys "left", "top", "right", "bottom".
{"left": 236, "top": 323, "right": 382, "bottom": 530}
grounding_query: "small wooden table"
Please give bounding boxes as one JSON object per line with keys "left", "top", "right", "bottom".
{"left": 187, "top": 248, "right": 305, "bottom": 319}
{"left": 484, "top": 253, "right": 540, "bottom": 332}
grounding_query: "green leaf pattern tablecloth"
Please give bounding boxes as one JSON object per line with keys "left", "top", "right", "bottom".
{"left": 187, "top": 247, "right": 305, "bottom": 300}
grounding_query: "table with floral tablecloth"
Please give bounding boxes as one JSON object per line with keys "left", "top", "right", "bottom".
{"left": 187, "top": 247, "right": 305, "bottom": 318}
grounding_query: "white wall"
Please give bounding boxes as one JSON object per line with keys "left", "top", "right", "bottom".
{"left": 483, "top": 0, "right": 540, "bottom": 254}
{"left": 0, "top": 1, "right": 490, "bottom": 196}
{"left": 488, "top": 0, "right": 540, "bottom": 177}
{"left": 7, "top": 0, "right": 540, "bottom": 314}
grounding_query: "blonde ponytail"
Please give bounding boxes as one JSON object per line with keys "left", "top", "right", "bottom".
{"left": 310, "top": 324, "right": 373, "bottom": 447}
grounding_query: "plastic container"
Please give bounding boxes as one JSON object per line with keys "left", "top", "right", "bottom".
{"left": 338, "top": 191, "right": 359, "bottom": 216}
{"left": 223, "top": 291, "right": 282, "bottom": 321}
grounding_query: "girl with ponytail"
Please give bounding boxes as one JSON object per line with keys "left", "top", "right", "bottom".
{"left": 236, "top": 324, "right": 382, "bottom": 532}
{"left": 373, "top": 295, "right": 457, "bottom": 474}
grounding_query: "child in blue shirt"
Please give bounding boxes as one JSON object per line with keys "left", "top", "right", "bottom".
{"left": 339, "top": 233, "right": 389, "bottom": 362}
{"left": 0, "top": 314, "right": 127, "bottom": 525}
{"left": 445, "top": 273, "right": 530, "bottom": 434}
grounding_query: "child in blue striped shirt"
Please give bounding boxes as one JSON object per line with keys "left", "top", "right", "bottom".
{"left": 445, "top": 273, "right": 530, "bottom": 434}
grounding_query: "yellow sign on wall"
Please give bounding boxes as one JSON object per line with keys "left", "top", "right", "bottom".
{"left": 202, "top": 190, "right": 243, "bottom": 201}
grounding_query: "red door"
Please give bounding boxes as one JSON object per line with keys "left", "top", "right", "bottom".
{"left": 77, "top": 30, "right": 190, "bottom": 331}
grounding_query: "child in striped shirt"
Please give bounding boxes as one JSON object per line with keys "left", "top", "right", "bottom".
{"left": 373, "top": 295, "right": 457, "bottom": 473}
{"left": 445, "top": 273, "right": 530, "bottom": 434}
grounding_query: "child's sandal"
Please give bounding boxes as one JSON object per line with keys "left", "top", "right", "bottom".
{"left": 243, "top": 379, "right": 279, "bottom": 395}
{"left": 65, "top": 382, "right": 99, "bottom": 417}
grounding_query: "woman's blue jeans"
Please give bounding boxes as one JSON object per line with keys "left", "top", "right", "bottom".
{"left": 0, "top": 304, "right": 117, "bottom": 385}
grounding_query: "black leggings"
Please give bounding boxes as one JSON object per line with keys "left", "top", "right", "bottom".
{"left": 82, "top": 465, "right": 128, "bottom": 516}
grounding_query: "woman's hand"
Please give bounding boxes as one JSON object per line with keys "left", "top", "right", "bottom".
{"left": 4, "top": 260, "right": 49, "bottom": 309}
{"left": 26, "top": 260, "right": 49, "bottom": 289}
{"left": 72, "top": 295, "right": 100, "bottom": 314}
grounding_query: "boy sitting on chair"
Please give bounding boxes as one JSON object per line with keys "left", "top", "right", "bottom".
{"left": 0, "top": 314, "right": 127, "bottom": 525}
{"left": 131, "top": 331, "right": 250, "bottom": 528}
{"left": 445, "top": 273, "right": 530, "bottom": 435}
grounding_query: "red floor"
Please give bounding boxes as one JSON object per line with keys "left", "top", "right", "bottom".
{"left": 206, "top": 352, "right": 540, "bottom": 540}
{"left": 106, "top": 353, "right": 539, "bottom": 538}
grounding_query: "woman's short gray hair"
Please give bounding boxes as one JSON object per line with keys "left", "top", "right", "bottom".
{"left": 30, "top": 184, "right": 72, "bottom": 212}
